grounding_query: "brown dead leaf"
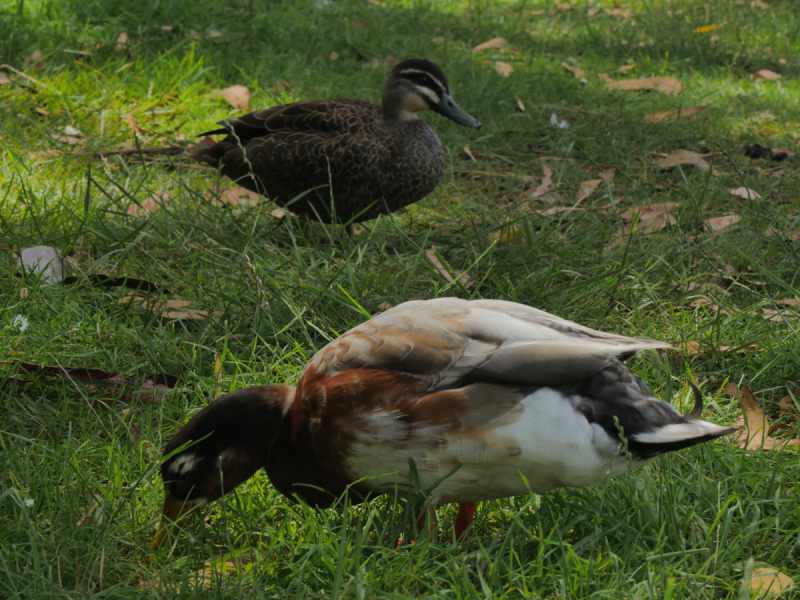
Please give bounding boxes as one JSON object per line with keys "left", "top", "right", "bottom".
{"left": 377, "top": 301, "right": 392, "bottom": 311}
{"left": 619, "top": 202, "right": 681, "bottom": 235}
{"left": 127, "top": 193, "right": 167, "bottom": 218}
{"left": 115, "top": 32, "right": 130, "bottom": 51}
{"left": 425, "top": 249, "right": 474, "bottom": 289}
{"left": 776, "top": 298, "right": 800, "bottom": 307}
{"left": 513, "top": 93, "right": 525, "bottom": 111}
{"left": 732, "top": 384, "right": 800, "bottom": 451}
{"left": 688, "top": 298, "right": 720, "bottom": 312}
{"left": 762, "top": 308, "right": 791, "bottom": 323}
{"left": 751, "top": 0, "right": 769, "bottom": 7}
{"left": 562, "top": 63, "right": 585, "bottom": 79}
{"left": 749, "top": 567, "right": 794, "bottom": 598}
{"left": 219, "top": 188, "right": 261, "bottom": 207}
{"left": 124, "top": 113, "right": 144, "bottom": 135}
{"left": 753, "top": 111, "right": 776, "bottom": 121}
{"left": 778, "top": 396, "right": 797, "bottom": 415}
{"left": 705, "top": 214, "right": 741, "bottom": 233}
{"left": 575, "top": 179, "right": 603, "bottom": 203}
{"left": 473, "top": 37, "right": 505, "bottom": 52}
{"left": 730, "top": 187, "right": 761, "bottom": 200}
{"left": 606, "top": 77, "right": 682, "bottom": 95}
{"left": 753, "top": 69, "right": 781, "bottom": 81}
{"left": 605, "top": 7, "right": 633, "bottom": 17}
{"left": 494, "top": 62, "right": 513, "bottom": 77}
{"left": 0, "top": 73, "right": 11, "bottom": 85}
{"left": 214, "top": 85, "right": 250, "bottom": 110}
{"left": 530, "top": 163, "right": 553, "bottom": 198}
{"left": 657, "top": 149, "right": 710, "bottom": 172}
{"left": 597, "top": 73, "right": 615, "bottom": 83}
{"left": 463, "top": 145, "right": 477, "bottom": 162}
{"left": 557, "top": 3, "right": 572, "bottom": 10}
{"left": 616, "top": 64, "right": 635, "bottom": 73}
{"left": 50, "top": 134, "right": 82, "bottom": 145}
{"left": 644, "top": 105, "right": 706, "bottom": 123}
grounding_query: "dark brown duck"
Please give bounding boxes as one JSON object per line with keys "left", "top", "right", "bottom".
{"left": 190, "top": 59, "right": 480, "bottom": 224}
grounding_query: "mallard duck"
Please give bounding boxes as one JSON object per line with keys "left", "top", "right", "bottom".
{"left": 152, "top": 298, "right": 736, "bottom": 547}
{"left": 189, "top": 59, "right": 480, "bottom": 227}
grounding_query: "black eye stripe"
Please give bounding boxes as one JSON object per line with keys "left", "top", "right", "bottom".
{"left": 402, "top": 72, "right": 443, "bottom": 95}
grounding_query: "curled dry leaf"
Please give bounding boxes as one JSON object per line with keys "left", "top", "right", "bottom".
{"left": 425, "top": 249, "right": 474, "bottom": 289}
{"left": 705, "top": 214, "right": 741, "bottom": 233}
{"left": 494, "top": 61, "right": 513, "bottom": 77}
{"left": 530, "top": 163, "right": 553, "bottom": 198}
{"left": 644, "top": 105, "right": 706, "bottom": 123}
{"left": 753, "top": 69, "right": 781, "bottom": 81}
{"left": 730, "top": 187, "right": 761, "bottom": 200}
{"left": 730, "top": 384, "right": 800, "bottom": 451}
{"left": 562, "top": 63, "right": 585, "bottom": 79}
{"left": 214, "top": 85, "right": 250, "bottom": 110}
{"left": 473, "top": 37, "right": 505, "bottom": 52}
{"left": 606, "top": 77, "right": 682, "bottom": 95}
{"left": 575, "top": 179, "right": 603, "bottom": 203}
{"left": 749, "top": 567, "right": 794, "bottom": 598}
{"left": 657, "top": 149, "right": 710, "bottom": 172}
{"left": 778, "top": 396, "right": 797, "bottom": 415}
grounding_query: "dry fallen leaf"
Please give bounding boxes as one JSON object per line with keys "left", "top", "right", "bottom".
{"left": 115, "top": 32, "right": 130, "bottom": 51}
{"left": 530, "top": 163, "right": 553, "bottom": 198}
{"left": 494, "top": 61, "right": 513, "bottom": 77}
{"left": 425, "top": 249, "right": 474, "bottom": 289}
{"left": 749, "top": 567, "right": 794, "bottom": 598}
{"left": 377, "top": 301, "right": 392, "bottom": 311}
{"left": 537, "top": 205, "right": 586, "bottom": 216}
{"left": 463, "top": 145, "right": 477, "bottom": 162}
{"left": 606, "top": 77, "right": 682, "bottom": 95}
{"left": 751, "top": 0, "right": 769, "bottom": 7}
{"left": 753, "top": 70, "right": 782, "bottom": 81}
{"left": 214, "top": 85, "right": 250, "bottom": 110}
{"left": 473, "top": 37, "right": 505, "bottom": 52}
{"left": 619, "top": 202, "right": 680, "bottom": 235}
{"left": 693, "top": 24, "right": 723, "bottom": 34}
{"left": 575, "top": 179, "right": 603, "bottom": 203}
{"left": 124, "top": 113, "right": 144, "bottom": 135}
{"left": 0, "top": 73, "right": 11, "bottom": 85}
{"left": 513, "top": 93, "right": 525, "bottom": 112}
{"left": 778, "top": 396, "right": 797, "bottom": 415}
{"left": 219, "top": 188, "right": 261, "bottom": 207}
{"left": 562, "top": 63, "right": 585, "bottom": 79}
{"left": 127, "top": 193, "right": 168, "bottom": 218}
{"left": 730, "top": 187, "right": 761, "bottom": 200}
{"left": 616, "top": 64, "right": 635, "bottom": 73}
{"left": 597, "top": 73, "right": 615, "bottom": 84}
{"left": 731, "top": 384, "right": 800, "bottom": 451}
{"left": 657, "top": 149, "right": 710, "bottom": 172}
{"left": 705, "top": 214, "right": 741, "bottom": 233}
{"left": 644, "top": 105, "right": 707, "bottom": 123}
{"left": 753, "top": 111, "right": 776, "bottom": 121}
{"left": 557, "top": 3, "right": 571, "bottom": 10}
{"left": 605, "top": 7, "right": 633, "bottom": 17}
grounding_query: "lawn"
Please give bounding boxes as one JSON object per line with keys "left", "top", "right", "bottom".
{"left": 1, "top": 0, "right": 799, "bottom": 597}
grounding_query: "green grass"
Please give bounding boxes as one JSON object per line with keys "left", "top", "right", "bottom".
{"left": 2, "top": 0, "right": 800, "bottom": 597}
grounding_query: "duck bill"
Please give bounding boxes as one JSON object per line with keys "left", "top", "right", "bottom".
{"left": 150, "top": 497, "right": 200, "bottom": 549}
{"left": 432, "top": 92, "right": 481, "bottom": 129}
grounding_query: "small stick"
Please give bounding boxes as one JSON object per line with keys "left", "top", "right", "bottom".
{"left": 0, "top": 64, "right": 47, "bottom": 88}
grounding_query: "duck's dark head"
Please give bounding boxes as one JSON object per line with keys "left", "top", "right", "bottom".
{"left": 151, "top": 385, "right": 295, "bottom": 548}
{"left": 382, "top": 58, "right": 481, "bottom": 129}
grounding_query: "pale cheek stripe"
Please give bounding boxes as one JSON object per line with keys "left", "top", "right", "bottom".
{"left": 416, "top": 86, "right": 440, "bottom": 105}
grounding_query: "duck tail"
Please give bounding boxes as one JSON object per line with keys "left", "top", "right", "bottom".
{"left": 629, "top": 383, "right": 738, "bottom": 456}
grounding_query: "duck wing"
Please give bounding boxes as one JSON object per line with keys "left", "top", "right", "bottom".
{"left": 200, "top": 98, "right": 381, "bottom": 140}
{"left": 301, "top": 298, "right": 672, "bottom": 389}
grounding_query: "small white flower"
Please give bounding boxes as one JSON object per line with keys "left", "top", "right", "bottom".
{"left": 12, "top": 314, "right": 29, "bottom": 332}
{"left": 550, "top": 113, "right": 569, "bottom": 129}
{"left": 25, "top": 498, "right": 34, "bottom": 507}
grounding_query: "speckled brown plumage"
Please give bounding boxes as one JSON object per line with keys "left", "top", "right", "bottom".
{"left": 188, "top": 59, "right": 480, "bottom": 224}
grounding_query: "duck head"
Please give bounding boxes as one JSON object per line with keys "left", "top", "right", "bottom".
{"left": 382, "top": 59, "right": 481, "bottom": 129}
{"left": 151, "top": 385, "right": 295, "bottom": 548}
